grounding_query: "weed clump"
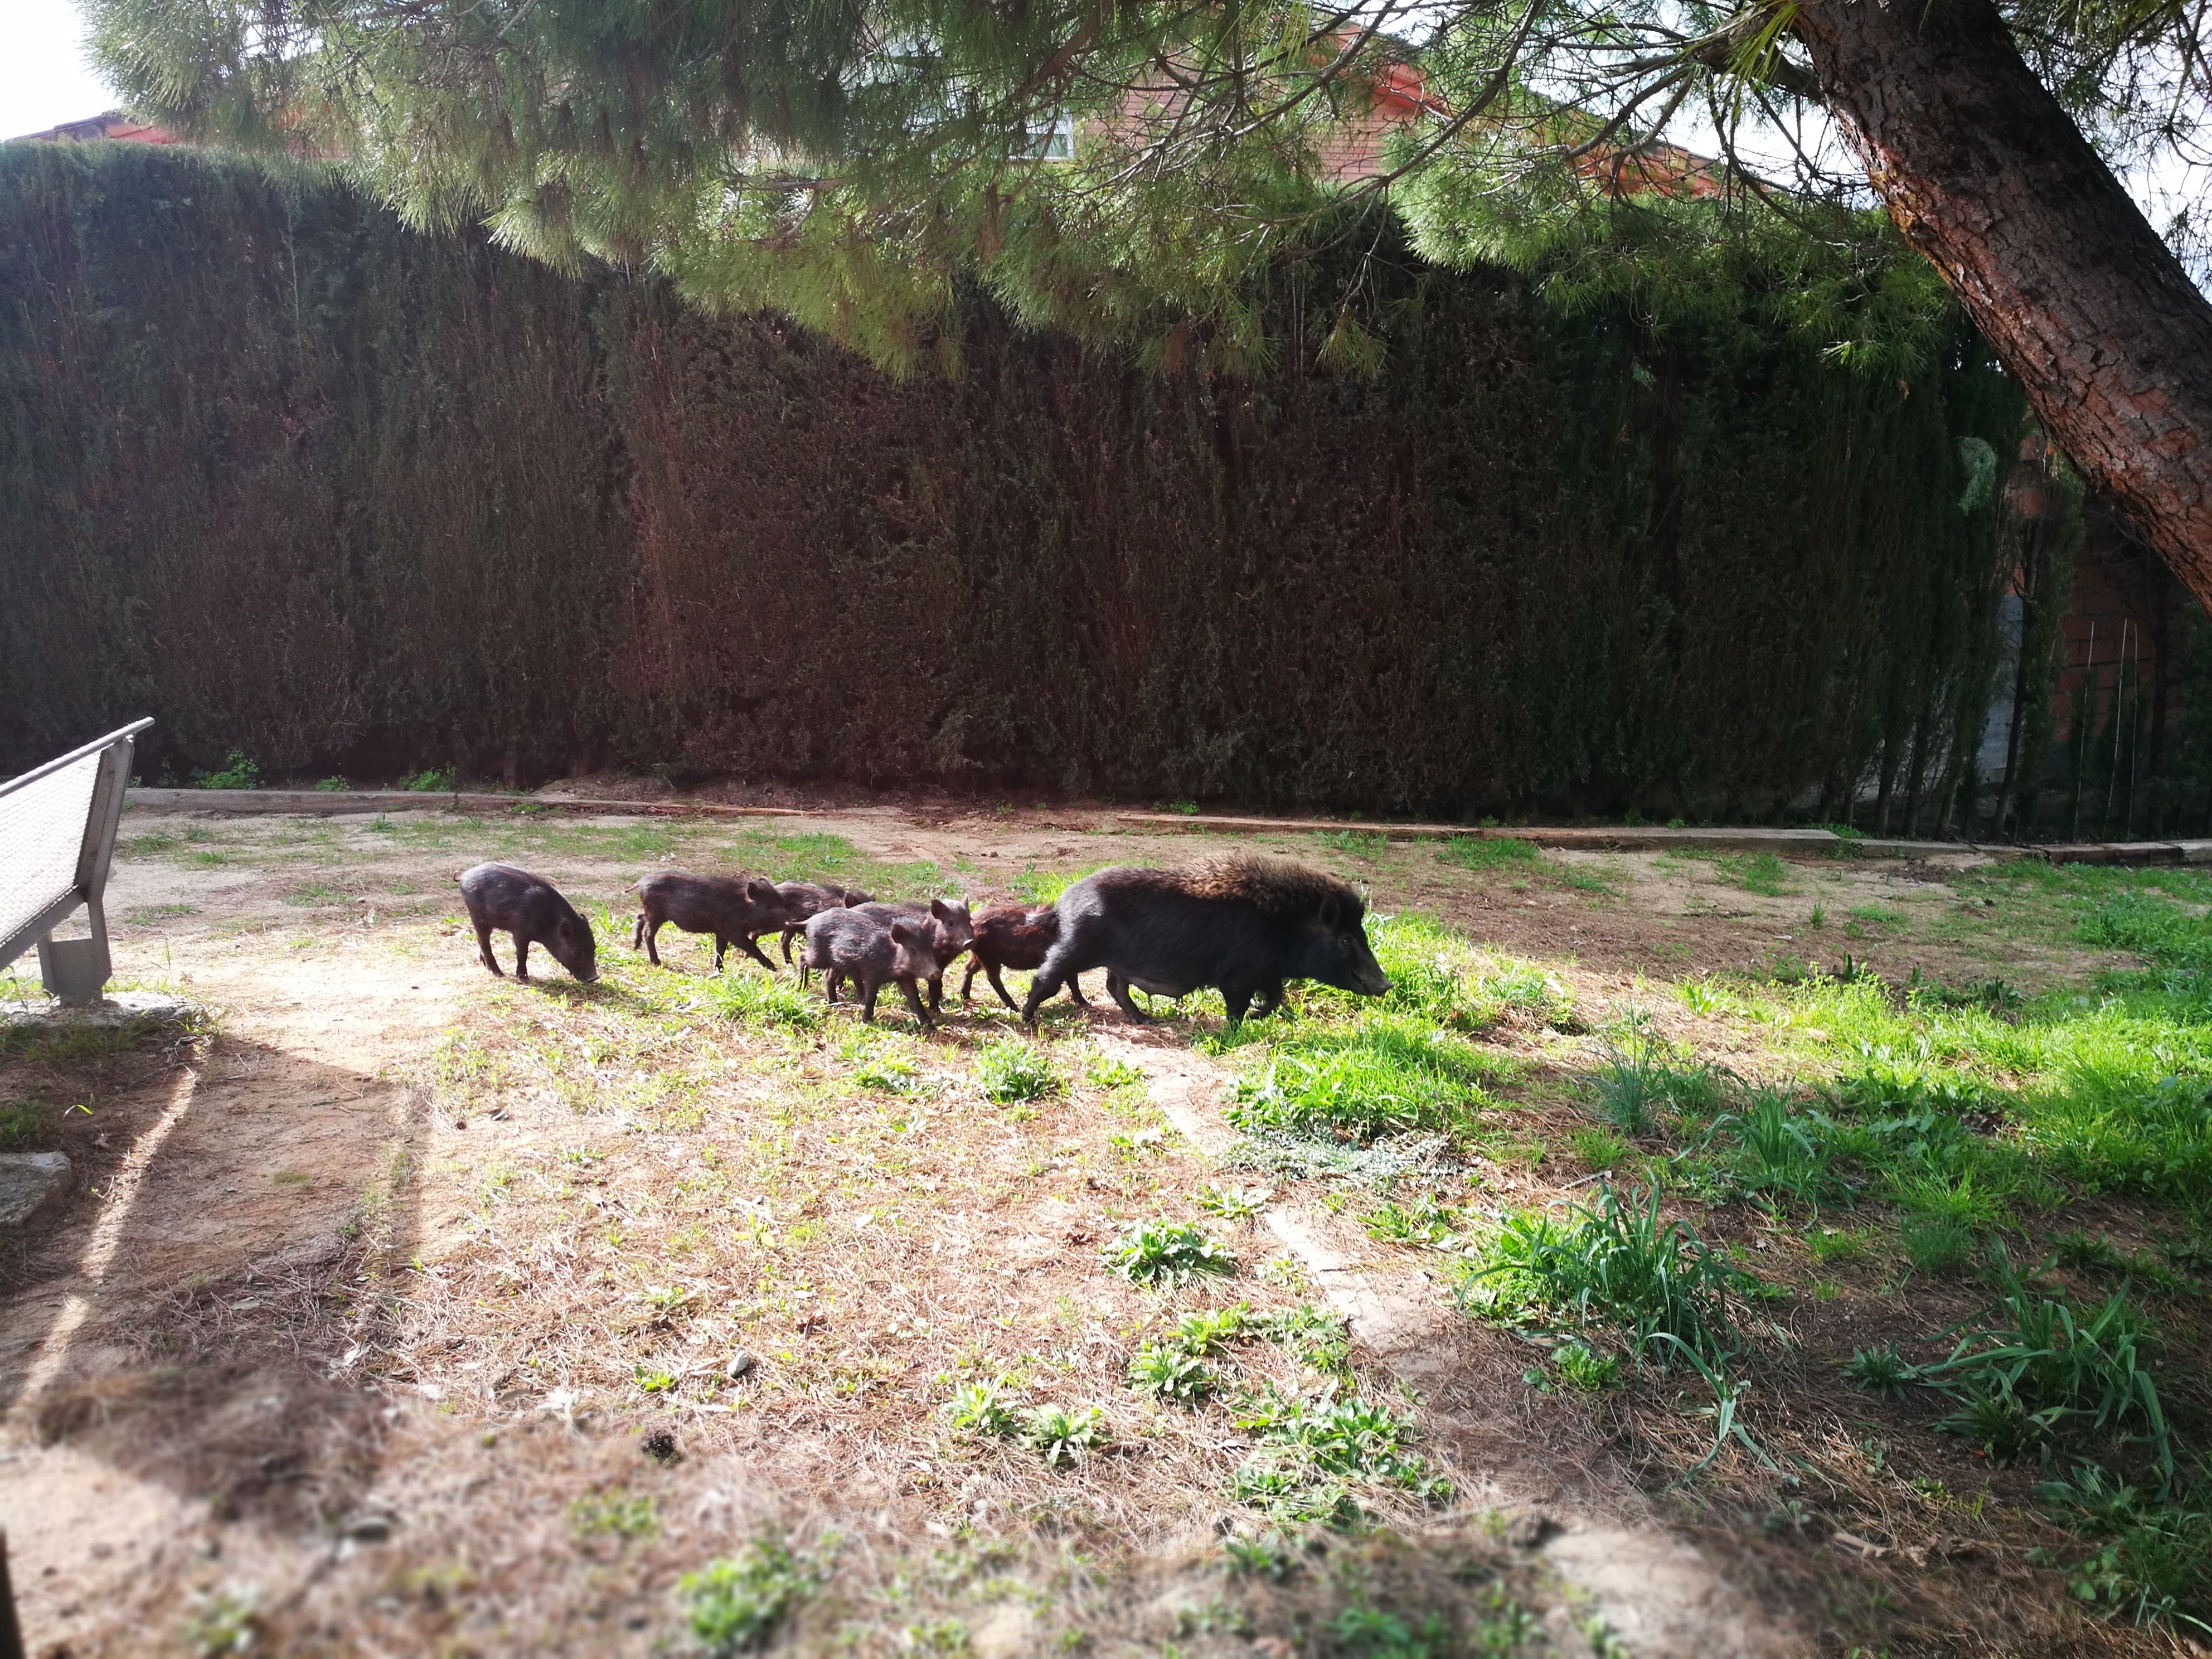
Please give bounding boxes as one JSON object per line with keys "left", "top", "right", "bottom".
{"left": 1457, "top": 1185, "right": 1750, "bottom": 1372}
{"left": 976, "top": 1039, "right": 1058, "bottom": 1103}
{"left": 677, "top": 1534, "right": 816, "bottom": 1655}
{"left": 1104, "top": 1220, "right": 1236, "bottom": 1287}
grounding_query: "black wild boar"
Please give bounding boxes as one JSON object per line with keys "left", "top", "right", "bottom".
{"left": 959, "top": 904, "right": 1090, "bottom": 1011}
{"left": 774, "top": 881, "right": 876, "bottom": 964}
{"left": 1020, "top": 855, "right": 1389, "bottom": 1026}
{"left": 458, "top": 862, "right": 597, "bottom": 983}
{"left": 632, "top": 871, "right": 787, "bottom": 972}
{"left": 850, "top": 900, "right": 973, "bottom": 1010}
{"left": 801, "top": 908, "right": 940, "bottom": 1029}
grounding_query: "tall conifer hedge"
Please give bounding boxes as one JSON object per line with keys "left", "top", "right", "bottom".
{"left": 0, "top": 142, "right": 2031, "bottom": 823}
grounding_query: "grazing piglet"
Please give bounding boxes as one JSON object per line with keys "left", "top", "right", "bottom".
{"left": 801, "top": 908, "right": 939, "bottom": 1029}
{"left": 1021, "top": 854, "right": 1389, "bottom": 1026}
{"left": 852, "top": 899, "right": 973, "bottom": 1010}
{"left": 632, "top": 871, "right": 787, "bottom": 973}
{"left": 960, "top": 904, "right": 1090, "bottom": 1011}
{"left": 774, "top": 881, "right": 876, "bottom": 964}
{"left": 459, "top": 862, "right": 597, "bottom": 983}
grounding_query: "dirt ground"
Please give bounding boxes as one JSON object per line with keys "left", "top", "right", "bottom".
{"left": 0, "top": 798, "right": 2186, "bottom": 1657}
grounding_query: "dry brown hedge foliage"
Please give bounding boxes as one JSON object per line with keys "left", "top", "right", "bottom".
{"left": 0, "top": 143, "right": 2026, "bottom": 821}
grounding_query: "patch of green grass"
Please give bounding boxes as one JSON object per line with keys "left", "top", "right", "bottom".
{"left": 1697, "top": 1092, "right": 1850, "bottom": 1212}
{"left": 1103, "top": 1220, "right": 1235, "bottom": 1287}
{"left": 2031, "top": 1462, "right": 2212, "bottom": 1635}
{"left": 1363, "top": 1194, "right": 1462, "bottom": 1248}
{"left": 678, "top": 1534, "right": 816, "bottom": 1655}
{"left": 1588, "top": 1044, "right": 1723, "bottom": 1137}
{"left": 1568, "top": 1126, "right": 1630, "bottom": 1170}
{"left": 1225, "top": 1015, "right": 1493, "bottom": 1142}
{"left": 701, "top": 973, "right": 823, "bottom": 1030}
{"left": 1457, "top": 1185, "right": 1752, "bottom": 1372}
{"left": 1925, "top": 1261, "right": 2173, "bottom": 1485}
{"left": 399, "top": 767, "right": 456, "bottom": 792}
{"left": 0, "top": 1101, "right": 47, "bottom": 1149}
{"left": 1849, "top": 903, "right": 1908, "bottom": 929}
{"left": 1438, "top": 835, "right": 1538, "bottom": 871}
{"left": 1229, "top": 1386, "right": 1445, "bottom": 1520}
{"left": 975, "top": 1039, "right": 1058, "bottom": 1103}
{"left": 1716, "top": 853, "right": 1791, "bottom": 897}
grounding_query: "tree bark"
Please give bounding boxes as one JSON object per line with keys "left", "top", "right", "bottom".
{"left": 1793, "top": 0, "right": 2212, "bottom": 612}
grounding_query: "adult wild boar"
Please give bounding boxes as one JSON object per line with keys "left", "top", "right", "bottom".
{"left": 1020, "top": 855, "right": 1388, "bottom": 1026}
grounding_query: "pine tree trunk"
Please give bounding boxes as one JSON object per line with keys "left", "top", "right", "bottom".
{"left": 1794, "top": 0, "right": 2212, "bottom": 610}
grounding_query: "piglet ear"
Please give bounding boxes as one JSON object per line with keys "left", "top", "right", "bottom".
{"left": 930, "top": 899, "right": 953, "bottom": 922}
{"left": 890, "top": 923, "right": 912, "bottom": 944}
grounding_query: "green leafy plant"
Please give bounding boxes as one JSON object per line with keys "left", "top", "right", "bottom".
{"left": 1127, "top": 1342, "right": 1216, "bottom": 1404}
{"left": 313, "top": 774, "right": 350, "bottom": 791}
{"left": 1553, "top": 1341, "right": 1621, "bottom": 1390}
{"left": 1363, "top": 1193, "right": 1462, "bottom": 1247}
{"left": 1103, "top": 1219, "right": 1235, "bottom": 1286}
{"left": 944, "top": 1380, "right": 1018, "bottom": 1437}
{"left": 2032, "top": 1462, "right": 2212, "bottom": 1635}
{"left": 1221, "top": 1531, "right": 1299, "bottom": 1579}
{"left": 1247, "top": 1304, "right": 1351, "bottom": 1377}
{"left": 1842, "top": 1345, "right": 1919, "bottom": 1399}
{"left": 400, "top": 766, "right": 456, "bottom": 792}
{"left": 181, "top": 1585, "right": 261, "bottom": 1656}
{"left": 852, "top": 1053, "right": 923, "bottom": 1094}
{"left": 1020, "top": 1403, "right": 1105, "bottom": 1466}
{"left": 1195, "top": 1181, "right": 1272, "bottom": 1221}
{"left": 1172, "top": 1305, "right": 1247, "bottom": 1354}
{"left": 976, "top": 1038, "right": 1059, "bottom": 1103}
{"left": 677, "top": 1534, "right": 816, "bottom": 1655}
{"left": 191, "top": 749, "right": 260, "bottom": 790}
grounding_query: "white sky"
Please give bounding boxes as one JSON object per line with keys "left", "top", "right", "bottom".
{"left": 1, "top": 0, "right": 118, "bottom": 141}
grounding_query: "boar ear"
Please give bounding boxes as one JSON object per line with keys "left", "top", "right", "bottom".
{"left": 890, "top": 922, "right": 913, "bottom": 944}
{"left": 1317, "top": 894, "right": 1343, "bottom": 930}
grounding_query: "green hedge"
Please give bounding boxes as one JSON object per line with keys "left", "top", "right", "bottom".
{"left": 0, "top": 142, "right": 2027, "bottom": 821}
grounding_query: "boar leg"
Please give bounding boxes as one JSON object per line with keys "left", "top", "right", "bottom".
{"left": 1221, "top": 983, "right": 1254, "bottom": 1023}
{"left": 984, "top": 961, "right": 1020, "bottom": 1012}
{"left": 473, "top": 924, "right": 504, "bottom": 977}
{"left": 641, "top": 919, "right": 663, "bottom": 966}
{"left": 515, "top": 936, "right": 532, "bottom": 982}
{"left": 925, "top": 974, "right": 944, "bottom": 1012}
{"left": 824, "top": 968, "right": 844, "bottom": 1003}
{"left": 780, "top": 926, "right": 800, "bottom": 965}
{"left": 1065, "top": 972, "right": 1089, "bottom": 1008}
{"left": 898, "top": 978, "right": 934, "bottom": 1032}
{"left": 1105, "top": 973, "right": 1153, "bottom": 1024}
{"left": 959, "top": 953, "right": 982, "bottom": 1003}
{"left": 860, "top": 981, "right": 880, "bottom": 1023}
{"left": 731, "top": 933, "right": 779, "bottom": 973}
